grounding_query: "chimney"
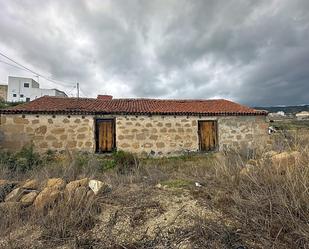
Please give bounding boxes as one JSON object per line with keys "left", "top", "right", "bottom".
{"left": 97, "top": 95, "right": 113, "bottom": 100}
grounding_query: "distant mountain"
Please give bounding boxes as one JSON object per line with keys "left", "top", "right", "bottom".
{"left": 254, "top": 104, "right": 309, "bottom": 114}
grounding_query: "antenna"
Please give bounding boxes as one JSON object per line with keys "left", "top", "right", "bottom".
{"left": 77, "top": 82, "right": 80, "bottom": 98}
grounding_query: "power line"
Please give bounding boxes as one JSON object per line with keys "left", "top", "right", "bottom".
{"left": 0, "top": 59, "right": 28, "bottom": 72}
{"left": 66, "top": 85, "right": 77, "bottom": 96}
{"left": 0, "top": 51, "right": 76, "bottom": 87}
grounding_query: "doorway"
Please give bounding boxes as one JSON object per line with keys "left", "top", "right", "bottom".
{"left": 198, "top": 121, "right": 218, "bottom": 151}
{"left": 95, "top": 119, "right": 115, "bottom": 153}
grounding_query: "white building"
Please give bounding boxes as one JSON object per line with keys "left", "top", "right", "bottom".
{"left": 268, "top": 111, "right": 285, "bottom": 120}
{"left": 296, "top": 111, "right": 309, "bottom": 120}
{"left": 7, "top": 76, "right": 67, "bottom": 102}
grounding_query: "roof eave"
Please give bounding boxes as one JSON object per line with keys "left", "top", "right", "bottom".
{"left": 0, "top": 110, "right": 268, "bottom": 116}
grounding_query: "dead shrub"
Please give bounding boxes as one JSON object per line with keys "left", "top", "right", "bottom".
{"left": 188, "top": 215, "right": 248, "bottom": 249}
{"left": 0, "top": 202, "right": 31, "bottom": 236}
{"left": 39, "top": 194, "right": 101, "bottom": 243}
{"left": 113, "top": 150, "right": 139, "bottom": 174}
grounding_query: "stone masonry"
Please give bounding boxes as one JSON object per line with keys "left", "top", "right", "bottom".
{"left": 0, "top": 114, "right": 95, "bottom": 152}
{"left": 0, "top": 85, "right": 8, "bottom": 101}
{"left": 116, "top": 115, "right": 268, "bottom": 156}
{"left": 0, "top": 114, "right": 268, "bottom": 155}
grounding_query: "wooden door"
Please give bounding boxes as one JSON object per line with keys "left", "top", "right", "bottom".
{"left": 96, "top": 119, "right": 115, "bottom": 153}
{"left": 198, "top": 121, "right": 217, "bottom": 151}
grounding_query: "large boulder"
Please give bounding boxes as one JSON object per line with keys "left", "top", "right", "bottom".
{"left": 4, "top": 187, "right": 28, "bottom": 202}
{"left": 271, "top": 151, "right": 301, "bottom": 167}
{"left": 89, "top": 180, "right": 110, "bottom": 195}
{"left": 33, "top": 187, "right": 62, "bottom": 211}
{"left": 0, "top": 182, "right": 17, "bottom": 202}
{"left": 74, "top": 186, "right": 88, "bottom": 201}
{"left": 46, "top": 178, "right": 66, "bottom": 190}
{"left": 23, "top": 179, "right": 39, "bottom": 190}
{"left": 65, "top": 178, "right": 89, "bottom": 195}
{"left": 20, "top": 191, "right": 38, "bottom": 206}
{"left": 31, "top": 178, "right": 66, "bottom": 210}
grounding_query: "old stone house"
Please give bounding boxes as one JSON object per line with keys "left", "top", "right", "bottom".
{"left": 0, "top": 95, "right": 268, "bottom": 156}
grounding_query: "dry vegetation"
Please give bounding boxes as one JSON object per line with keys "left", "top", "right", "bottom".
{"left": 0, "top": 131, "right": 308, "bottom": 249}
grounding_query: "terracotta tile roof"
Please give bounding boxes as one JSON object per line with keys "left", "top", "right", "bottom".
{"left": 0, "top": 96, "right": 267, "bottom": 116}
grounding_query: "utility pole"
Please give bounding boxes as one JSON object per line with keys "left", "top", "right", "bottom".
{"left": 77, "top": 82, "right": 80, "bottom": 98}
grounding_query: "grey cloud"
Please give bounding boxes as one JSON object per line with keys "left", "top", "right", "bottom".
{"left": 0, "top": 0, "right": 308, "bottom": 105}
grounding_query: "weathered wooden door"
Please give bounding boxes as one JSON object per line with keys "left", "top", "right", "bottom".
{"left": 96, "top": 119, "right": 115, "bottom": 153}
{"left": 198, "top": 121, "right": 217, "bottom": 151}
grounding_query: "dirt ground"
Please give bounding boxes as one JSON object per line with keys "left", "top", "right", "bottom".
{"left": 1, "top": 181, "right": 247, "bottom": 249}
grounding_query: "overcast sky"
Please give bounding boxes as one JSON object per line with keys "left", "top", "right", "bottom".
{"left": 0, "top": 0, "right": 308, "bottom": 106}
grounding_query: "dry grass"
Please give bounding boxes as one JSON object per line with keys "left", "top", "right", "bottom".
{"left": 211, "top": 154, "right": 309, "bottom": 248}
{"left": 0, "top": 193, "right": 101, "bottom": 248}
{"left": 0, "top": 132, "right": 308, "bottom": 248}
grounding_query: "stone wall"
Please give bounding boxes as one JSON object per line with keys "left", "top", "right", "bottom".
{"left": 218, "top": 116, "right": 269, "bottom": 151}
{"left": 0, "top": 114, "right": 95, "bottom": 152}
{"left": 0, "top": 85, "right": 7, "bottom": 101}
{"left": 0, "top": 113, "right": 268, "bottom": 155}
{"left": 116, "top": 115, "right": 268, "bottom": 156}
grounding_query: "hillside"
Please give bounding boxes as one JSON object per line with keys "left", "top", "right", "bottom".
{"left": 254, "top": 104, "right": 309, "bottom": 114}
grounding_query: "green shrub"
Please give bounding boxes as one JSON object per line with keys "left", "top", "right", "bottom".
{"left": 74, "top": 152, "right": 91, "bottom": 169}
{"left": 160, "top": 179, "right": 193, "bottom": 188}
{"left": 0, "top": 100, "right": 24, "bottom": 109}
{"left": 113, "top": 150, "right": 139, "bottom": 174}
{"left": 99, "top": 159, "right": 116, "bottom": 172}
{"left": 42, "top": 149, "right": 56, "bottom": 162}
{"left": 0, "top": 145, "right": 41, "bottom": 172}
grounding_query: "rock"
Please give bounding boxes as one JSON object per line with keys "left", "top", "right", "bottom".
{"left": 23, "top": 179, "right": 39, "bottom": 190}
{"left": 155, "top": 183, "right": 162, "bottom": 189}
{"left": 5, "top": 187, "right": 28, "bottom": 202}
{"left": 33, "top": 178, "right": 65, "bottom": 210}
{"left": 86, "top": 190, "right": 94, "bottom": 200}
{"left": 74, "top": 186, "right": 88, "bottom": 201}
{"left": 33, "top": 187, "right": 61, "bottom": 211}
{"left": 89, "top": 180, "right": 110, "bottom": 195}
{"left": 240, "top": 164, "right": 255, "bottom": 176}
{"left": 46, "top": 178, "right": 66, "bottom": 190}
{"left": 0, "top": 182, "right": 17, "bottom": 202}
{"left": 195, "top": 182, "right": 202, "bottom": 187}
{"left": 65, "top": 178, "right": 89, "bottom": 195}
{"left": 20, "top": 191, "right": 38, "bottom": 206}
{"left": 271, "top": 151, "right": 301, "bottom": 166}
